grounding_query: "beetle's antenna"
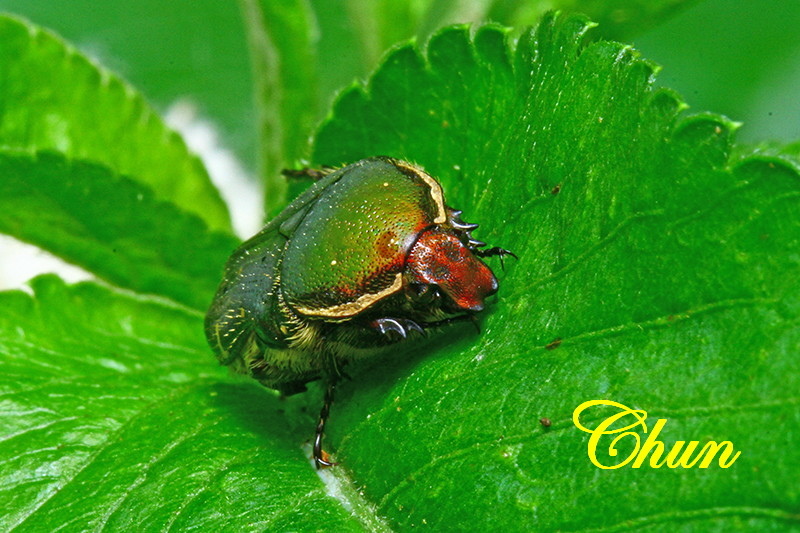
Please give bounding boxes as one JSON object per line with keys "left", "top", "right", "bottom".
{"left": 314, "top": 378, "right": 338, "bottom": 469}
{"left": 420, "top": 314, "right": 480, "bottom": 333}
{"left": 469, "top": 314, "right": 481, "bottom": 334}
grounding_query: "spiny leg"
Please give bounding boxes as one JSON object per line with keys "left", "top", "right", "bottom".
{"left": 314, "top": 378, "right": 338, "bottom": 469}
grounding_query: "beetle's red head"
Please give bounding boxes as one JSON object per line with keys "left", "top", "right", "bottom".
{"left": 406, "top": 228, "right": 498, "bottom": 312}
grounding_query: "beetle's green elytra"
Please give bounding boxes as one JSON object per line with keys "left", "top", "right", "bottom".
{"left": 205, "top": 157, "right": 514, "bottom": 467}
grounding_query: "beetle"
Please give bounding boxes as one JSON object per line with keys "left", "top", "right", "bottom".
{"left": 205, "top": 156, "right": 513, "bottom": 467}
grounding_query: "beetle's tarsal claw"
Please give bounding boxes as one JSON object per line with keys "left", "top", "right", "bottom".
{"left": 474, "top": 246, "right": 517, "bottom": 270}
{"left": 375, "top": 318, "right": 406, "bottom": 338}
{"left": 315, "top": 454, "right": 337, "bottom": 469}
{"left": 406, "top": 320, "right": 426, "bottom": 337}
{"left": 315, "top": 458, "right": 332, "bottom": 468}
{"left": 475, "top": 246, "right": 517, "bottom": 259}
{"left": 371, "top": 318, "right": 425, "bottom": 340}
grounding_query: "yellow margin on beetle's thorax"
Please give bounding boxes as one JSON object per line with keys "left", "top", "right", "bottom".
{"left": 394, "top": 160, "right": 447, "bottom": 224}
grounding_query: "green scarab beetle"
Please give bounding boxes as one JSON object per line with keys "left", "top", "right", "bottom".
{"left": 205, "top": 156, "right": 513, "bottom": 467}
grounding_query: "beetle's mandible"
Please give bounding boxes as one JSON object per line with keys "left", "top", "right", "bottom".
{"left": 205, "top": 157, "right": 514, "bottom": 467}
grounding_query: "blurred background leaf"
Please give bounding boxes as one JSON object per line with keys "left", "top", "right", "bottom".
{"left": 0, "top": 0, "right": 256, "bottom": 169}
{"left": 5, "top": 0, "right": 794, "bottom": 208}
{"left": 633, "top": 0, "right": 800, "bottom": 144}
{"left": 0, "top": 15, "right": 231, "bottom": 233}
{"left": 0, "top": 150, "right": 237, "bottom": 310}
{"left": 1, "top": 0, "right": 796, "bottom": 185}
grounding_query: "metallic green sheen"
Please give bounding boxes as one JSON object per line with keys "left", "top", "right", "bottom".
{"left": 281, "top": 158, "right": 439, "bottom": 315}
{"left": 204, "top": 160, "right": 364, "bottom": 363}
{"left": 204, "top": 157, "right": 440, "bottom": 371}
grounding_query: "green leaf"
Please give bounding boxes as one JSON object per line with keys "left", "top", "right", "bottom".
{"left": 0, "top": 150, "right": 238, "bottom": 310}
{"left": 0, "top": 0, "right": 255, "bottom": 165}
{"left": 551, "top": 0, "right": 699, "bottom": 40}
{"left": 307, "top": 15, "right": 800, "bottom": 530}
{"left": 2, "top": 11, "right": 799, "bottom": 532}
{"left": 0, "top": 275, "right": 366, "bottom": 531}
{"left": 245, "top": 1, "right": 695, "bottom": 211}
{"left": 0, "top": 15, "right": 231, "bottom": 232}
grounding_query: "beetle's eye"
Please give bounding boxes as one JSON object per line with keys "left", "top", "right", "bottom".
{"left": 410, "top": 282, "right": 428, "bottom": 296}
{"left": 409, "top": 282, "right": 442, "bottom": 304}
{"left": 429, "top": 286, "right": 442, "bottom": 299}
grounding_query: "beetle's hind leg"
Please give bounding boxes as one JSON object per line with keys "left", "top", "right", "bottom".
{"left": 282, "top": 166, "right": 336, "bottom": 181}
{"left": 313, "top": 378, "right": 339, "bottom": 469}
